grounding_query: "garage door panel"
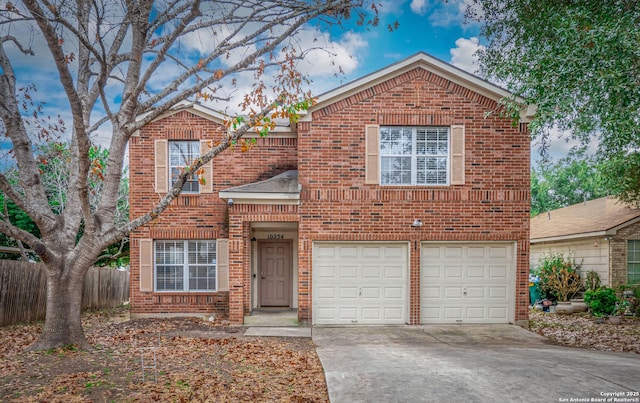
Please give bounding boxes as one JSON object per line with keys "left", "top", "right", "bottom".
{"left": 467, "top": 266, "right": 485, "bottom": 277}
{"left": 361, "top": 308, "right": 382, "bottom": 321}
{"left": 467, "top": 287, "right": 485, "bottom": 298}
{"left": 445, "top": 266, "right": 463, "bottom": 278}
{"left": 467, "top": 247, "right": 486, "bottom": 258}
{"left": 489, "top": 265, "right": 508, "bottom": 278}
{"left": 421, "top": 243, "right": 514, "bottom": 324}
{"left": 489, "top": 307, "right": 508, "bottom": 319}
{"left": 316, "top": 265, "right": 337, "bottom": 279}
{"left": 361, "top": 287, "right": 380, "bottom": 299}
{"left": 313, "top": 243, "right": 408, "bottom": 325}
{"left": 445, "top": 247, "right": 463, "bottom": 258}
{"left": 384, "top": 287, "right": 404, "bottom": 299}
{"left": 315, "top": 286, "right": 336, "bottom": 299}
{"left": 444, "top": 307, "right": 463, "bottom": 319}
{"left": 338, "top": 307, "right": 358, "bottom": 320}
{"left": 466, "top": 307, "right": 486, "bottom": 319}
{"left": 445, "top": 287, "right": 463, "bottom": 298}
{"left": 362, "top": 265, "right": 381, "bottom": 278}
{"left": 339, "top": 287, "right": 358, "bottom": 299}
{"left": 383, "top": 307, "right": 404, "bottom": 321}
{"left": 361, "top": 247, "right": 380, "bottom": 258}
{"left": 422, "top": 286, "right": 440, "bottom": 299}
{"left": 339, "top": 266, "right": 358, "bottom": 279}
{"left": 489, "top": 287, "right": 507, "bottom": 299}
{"left": 423, "top": 266, "right": 440, "bottom": 278}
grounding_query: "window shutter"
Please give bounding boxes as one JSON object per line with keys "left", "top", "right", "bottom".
{"left": 154, "top": 139, "right": 168, "bottom": 193}
{"left": 365, "top": 125, "right": 380, "bottom": 185}
{"left": 139, "top": 239, "right": 153, "bottom": 292}
{"left": 450, "top": 125, "right": 465, "bottom": 185}
{"left": 217, "top": 239, "right": 229, "bottom": 291}
{"left": 200, "top": 140, "right": 213, "bottom": 193}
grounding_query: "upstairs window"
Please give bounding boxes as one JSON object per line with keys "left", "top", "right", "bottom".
{"left": 169, "top": 141, "right": 200, "bottom": 193}
{"left": 380, "top": 127, "right": 449, "bottom": 185}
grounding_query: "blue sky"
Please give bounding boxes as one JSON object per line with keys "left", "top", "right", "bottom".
{"left": 1, "top": 0, "right": 578, "bottom": 165}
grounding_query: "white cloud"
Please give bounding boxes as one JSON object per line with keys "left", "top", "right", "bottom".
{"left": 410, "top": 0, "right": 429, "bottom": 15}
{"left": 449, "top": 37, "right": 484, "bottom": 74}
{"left": 428, "top": 0, "right": 481, "bottom": 29}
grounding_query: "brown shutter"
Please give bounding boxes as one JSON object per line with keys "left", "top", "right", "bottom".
{"left": 217, "top": 239, "right": 229, "bottom": 291}
{"left": 200, "top": 140, "right": 213, "bottom": 193}
{"left": 139, "top": 239, "right": 153, "bottom": 292}
{"left": 365, "top": 125, "right": 380, "bottom": 185}
{"left": 450, "top": 125, "right": 465, "bottom": 185}
{"left": 154, "top": 139, "right": 168, "bottom": 193}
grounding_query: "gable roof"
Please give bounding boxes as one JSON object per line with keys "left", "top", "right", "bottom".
{"left": 303, "top": 52, "right": 535, "bottom": 122}
{"left": 530, "top": 197, "right": 640, "bottom": 242}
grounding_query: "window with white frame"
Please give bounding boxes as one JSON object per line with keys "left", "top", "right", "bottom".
{"left": 628, "top": 240, "right": 640, "bottom": 284}
{"left": 380, "top": 126, "right": 449, "bottom": 185}
{"left": 155, "top": 240, "right": 216, "bottom": 291}
{"left": 169, "top": 141, "right": 200, "bottom": 193}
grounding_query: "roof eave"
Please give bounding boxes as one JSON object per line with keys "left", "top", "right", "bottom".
{"left": 531, "top": 231, "right": 608, "bottom": 244}
{"left": 218, "top": 191, "right": 300, "bottom": 205}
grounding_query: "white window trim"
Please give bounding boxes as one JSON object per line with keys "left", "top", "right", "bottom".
{"left": 154, "top": 240, "right": 217, "bottom": 292}
{"left": 628, "top": 240, "right": 640, "bottom": 283}
{"left": 379, "top": 126, "right": 450, "bottom": 186}
{"left": 169, "top": 140, "right": 200, "bottom": 194}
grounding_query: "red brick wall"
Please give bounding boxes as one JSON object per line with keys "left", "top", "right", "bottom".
{"left": 609, "top": 221, "right": 640, "bottom": 286}
{"left": 296, "top": 68, "right": 531, "bottom": 325}
{"left": 129, "top": 110, "right": 297, "bottom": 317}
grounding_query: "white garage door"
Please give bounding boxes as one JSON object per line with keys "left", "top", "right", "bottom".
{"left": 313, "top": 243, "right": 408, "bottom": 325}
{"left": 421, "top": 243, "right": 514, "bottom": 324}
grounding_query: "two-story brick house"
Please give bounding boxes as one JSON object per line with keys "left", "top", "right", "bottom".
{"left": 129, "top": 52, "right": 532, "bottom": 326}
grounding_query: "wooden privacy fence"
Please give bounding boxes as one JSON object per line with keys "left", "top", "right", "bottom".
{"left": 0, "top": 261, "right": 129, "bottom": 327}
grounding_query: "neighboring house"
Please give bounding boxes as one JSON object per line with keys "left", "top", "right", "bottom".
{"left": 129, "top": 52, "right": 533, "bottom": 326}
{"left": 530, "top": 196, "right": 640, "bottom": 286}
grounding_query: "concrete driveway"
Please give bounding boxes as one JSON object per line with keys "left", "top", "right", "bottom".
{"left": 312, "top": 325, "right": 640, "bottom": 403}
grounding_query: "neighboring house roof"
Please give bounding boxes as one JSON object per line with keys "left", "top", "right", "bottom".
{"left": 303, "top": 52, "right": 536, "bottom": 123}
{"left": 530, "top": 197, "right": 640, "bottom": 243}
{"left": 219, "top": 170, "right": 300, "bottom": 205}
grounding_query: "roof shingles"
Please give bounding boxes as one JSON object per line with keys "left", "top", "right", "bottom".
{"left": 530, "top": 197, "right": 640, "bottom": 241}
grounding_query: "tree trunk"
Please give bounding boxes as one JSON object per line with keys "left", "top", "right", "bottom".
{"left": 28, "top": 263, "right": 90, "bottom": 351}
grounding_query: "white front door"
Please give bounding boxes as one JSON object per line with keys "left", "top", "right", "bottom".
{"left": 421, "top": 243, "right": 514, "bottom": 324}
{"left": 313, "top": 242, "right": 408, "bottom": 325}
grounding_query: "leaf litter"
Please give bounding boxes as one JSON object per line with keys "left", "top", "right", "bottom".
{"left": 0, "top": 306, "right": 328, "bottom": 402}
{"left": 529, "top": 311, "right": 640, "bottom": 354}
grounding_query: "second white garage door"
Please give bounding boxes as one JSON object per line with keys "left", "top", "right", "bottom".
{"left": 313, "top": 243, "right": 408, "bottom": 325}
{"left": 421, "top": 243, "right": 515, "bottom": 324}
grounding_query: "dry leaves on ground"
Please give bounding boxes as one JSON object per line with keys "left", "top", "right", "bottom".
{"left": 0, "top": 307, "right": 328, "bottom": 402}
{"left": 529, "top": 310, "right": 640, "bottom": 354}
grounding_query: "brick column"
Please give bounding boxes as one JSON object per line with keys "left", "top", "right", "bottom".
{"left": 228, "top": 214, "right": 245, "bottom": 324}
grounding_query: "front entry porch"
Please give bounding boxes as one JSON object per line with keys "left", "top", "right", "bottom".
{"left": 244, "top": 307, "right": 300, "bottom": 327}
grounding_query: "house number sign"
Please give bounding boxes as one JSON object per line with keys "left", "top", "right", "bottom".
{"left": 267, "top": 234, "right": 285, "bottom": 240}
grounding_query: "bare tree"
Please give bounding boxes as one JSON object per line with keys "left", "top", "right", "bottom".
{"left": 0, "top": 0, "right": 381, "bottom": 350}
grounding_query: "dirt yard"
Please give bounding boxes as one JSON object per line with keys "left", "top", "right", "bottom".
{"left": 0, "top": 307, "right": 328, "bottom": 402}
{"left": 529, "top": 310, "right": 640, "bottom": 354}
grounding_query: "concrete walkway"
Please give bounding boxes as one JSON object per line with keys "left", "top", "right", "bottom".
{"left": 313, "top": 325, "right": 640, "bottom": 403}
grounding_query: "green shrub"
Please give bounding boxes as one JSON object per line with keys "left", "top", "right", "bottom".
{"left": 618, "top": 284, "right": 640, "bottom": 316}
{"left": 534, "top": 253, "right": 583, "bottom": 301}
{"left": 584, "top": 287, "right": 619, "bottom": 317}
{"left": 584, "top": 270, "right": 601, "bottom": 292}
